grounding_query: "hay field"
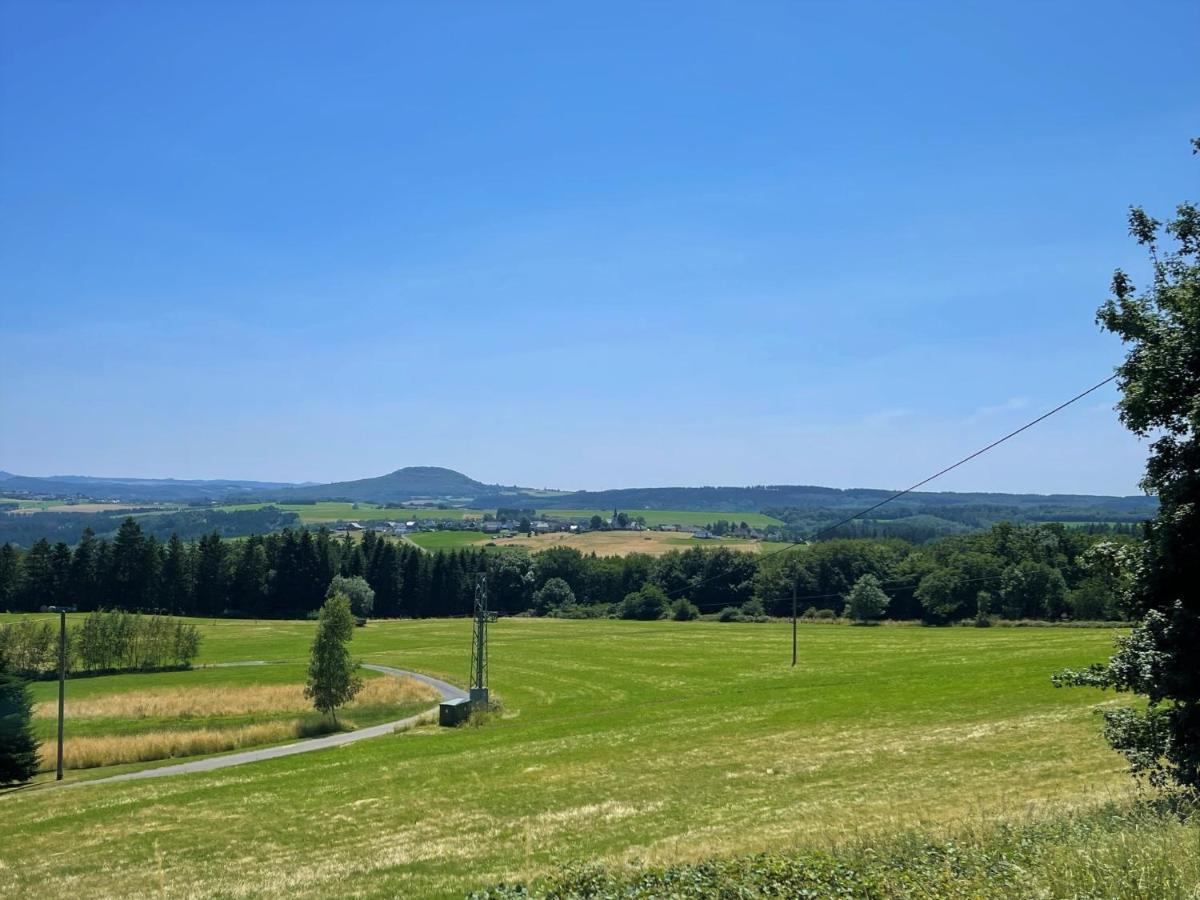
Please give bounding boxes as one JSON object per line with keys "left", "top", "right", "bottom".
{"left": 0, "top": 615, "right": 1142, "bottom": 898}
{"left": 482, "top": 529, "right": 764, "bottom": 556}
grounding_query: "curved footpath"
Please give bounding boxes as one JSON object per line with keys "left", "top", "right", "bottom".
{"left": 68, "top": 664, "right": 467, "bottom": 787}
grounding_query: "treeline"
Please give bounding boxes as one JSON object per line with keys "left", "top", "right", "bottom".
{"left": 0, "top": 610, "right": 201, "bottom": 677}
{"left": 0, "top": 506, "right": 299, "bottom": 549}
{"left": 0, "top": 518, "right": 1139, "bottom": 624}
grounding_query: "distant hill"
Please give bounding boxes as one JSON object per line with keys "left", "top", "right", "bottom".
{"left": 0, "top": 465, "right": 1157, "bottom": 531}
{"left": 0, "top": 473, "right": 299, "bottom": 503}
{"left": 267, "top": 467, "right": 490, "bottom": 503}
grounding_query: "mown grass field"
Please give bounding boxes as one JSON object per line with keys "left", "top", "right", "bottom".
{"left": 483, "top": 530, "right": 765, "bottom": 556}
{"left": 0, "top": 615, "right": 1152, "bottom": 898}
{"left": 407, "top": 530, "right": 495, "bottom": 551}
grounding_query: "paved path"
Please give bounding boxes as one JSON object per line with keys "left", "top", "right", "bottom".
{"left": 71, "top": 664, "right": 466, "bottom": 787}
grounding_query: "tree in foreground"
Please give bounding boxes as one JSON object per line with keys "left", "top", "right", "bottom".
{"left": 326, "top": 574, "right": 374, "bottom": 620}
{"left": 0, "top": 672, "right": 40, "bottom": 785}
{"left": 305, "top": 592, "right": 363, "bottom": 725}
{"left": 1057, "top": 146, "right": 1199, "bottom": 790}
{"left": 844, "top": 573, "right": 889, "bottom": 623}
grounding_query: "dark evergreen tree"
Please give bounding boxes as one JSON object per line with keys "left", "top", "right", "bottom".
{"left": 18, "top": 539, "right": 55, "bottom": 611}
{"left": 69, "top": 528, "right": 101, "bottom": 611}
{"left": 49, "top": 542, "right": 72, "bottom": 608}
{"left": 192, "top": 532, "right": 228, "bottom": 617}
{"left": 160, "top": 533, "right": 193, "bottom": 615}
{"left": 0, "top": 543, "right": 20, "bottom": 611}
{"left": 109, "top": 518, "right": 151, "bottom": 609}
{"left": 0, "top": 673, "right": 40, "bottom": 785}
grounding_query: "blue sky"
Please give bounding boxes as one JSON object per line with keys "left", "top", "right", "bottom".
{"left": 2, "top": 2, "right": 1196, "bottom": 494}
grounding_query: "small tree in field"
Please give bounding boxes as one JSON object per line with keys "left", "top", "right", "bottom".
{"left": 305, "top": 592, "right": 362, "bottom": 725}
{"left": 0, "top": 672, "right": 40, "bottom": 785}
{"left": 844, "top": 574, "right": 889, "bottom": 624}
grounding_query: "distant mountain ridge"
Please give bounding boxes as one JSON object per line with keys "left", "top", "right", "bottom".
{"left": 0, "top": 465, "right": 1156, "bottom": 522}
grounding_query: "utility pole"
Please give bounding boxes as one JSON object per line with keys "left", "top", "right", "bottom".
{"left": 469, "top": 572, "right": 490, "bottom": 709}
{"left": 791, "top": 581, "right": 797, "bottom": 667}
{"left": 47, "top": 606, "right": 71, "bottom": 780}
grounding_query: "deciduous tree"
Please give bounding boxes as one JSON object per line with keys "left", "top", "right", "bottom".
{"left": 1057, "top": 148, "right": 1199, "bottom": 789}
{"left": 305, "top": 592, "right": 362, "bottom": 724}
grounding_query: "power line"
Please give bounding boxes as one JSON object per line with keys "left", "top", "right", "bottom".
{"left": 666, "top": 373, "right": 1119, "bottom": 600}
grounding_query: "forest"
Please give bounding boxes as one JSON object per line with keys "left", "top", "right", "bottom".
{"left": 0, "top": 516, "right": 1138, "bottom": 624}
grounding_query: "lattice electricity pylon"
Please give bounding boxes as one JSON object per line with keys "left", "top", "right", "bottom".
{"left": 469, "top": 572, "right": 491, "bottom": 708}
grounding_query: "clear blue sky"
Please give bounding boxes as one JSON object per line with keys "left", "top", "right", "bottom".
{"left": 2, "top": 2, "right": 1196, "bottom": 494}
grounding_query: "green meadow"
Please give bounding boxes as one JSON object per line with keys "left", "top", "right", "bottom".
{"left": 0, "top": 614, "right": 1160, "bottom": 898}
{"left": 407, "top": 530, "right": 492, "bottom": 551}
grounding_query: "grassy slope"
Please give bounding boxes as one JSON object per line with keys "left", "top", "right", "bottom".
{"left": 0, "top": 617, "right": 1136, "bottom": 898}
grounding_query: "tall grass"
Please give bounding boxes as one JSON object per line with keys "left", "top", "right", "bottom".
{"left": 38, "top": 717, "right": 337, "bottom": 771}
{"left": 34, "top": 673, "right": 438, "bottom": 720}
{"left": 33, "top": 674, "right": 440, "bottom": 770}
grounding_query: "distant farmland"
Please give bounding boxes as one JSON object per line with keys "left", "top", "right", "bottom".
{"left": 538, "top": 508, "right": 784, "bottom": 527}
{"left": 213, "top": 503, "right": 782, "bottom": 530}
{"left": 216, "top": 501, "right": 486, "bottom": 523}
{"left": 483, "top": 530, "right": 766, "bottom": 556}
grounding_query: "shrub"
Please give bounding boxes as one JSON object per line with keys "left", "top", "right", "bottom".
{"left": 844, "top": 573, "right": 889, "bottom": 623}
{"left": 801, "top": 607, "right": 818, "bottom": 619}
{"left": 815, "top": 608, "right": 836, "bottom": 619}
{"left": 717, "top": 606, "right": 739, "bottom": 622}
{"left": 533, "top": 577, "right": 575, "bottom": 616}
{"left": 669, "top": 598, "right": 700, "bottom": 621}
{"left": 618, "top": 584, "right": 668, "bottom": 620}
{"left": 740, "top": 598, "right": 766, "bottom": 618}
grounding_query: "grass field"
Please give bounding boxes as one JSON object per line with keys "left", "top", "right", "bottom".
{"left": 537, "top": 508, "right": 784, "bottom": 527}
{"left": 0, "top": 614, "right": 1150, "bottom": 898}
{"left": 481, "top": 530, "right": 766, "bottom": 556}
{"left": 407, "top": 530, "right": 493, "bottom": 551}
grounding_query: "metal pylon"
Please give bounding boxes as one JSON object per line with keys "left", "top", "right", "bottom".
{"left": 469, "top": 572, "right": 490, "bottom": 708}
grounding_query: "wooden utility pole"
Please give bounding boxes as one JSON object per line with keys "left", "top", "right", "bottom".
{"left": 791, "top": 581, "right": 798, "bottom": 667}
{"left": 55, "top": 608, "right": 66, "bottom": 780}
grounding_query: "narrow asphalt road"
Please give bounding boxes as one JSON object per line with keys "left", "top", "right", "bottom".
{"left": 68, "top": 664, "right": 467, "bottom": 787}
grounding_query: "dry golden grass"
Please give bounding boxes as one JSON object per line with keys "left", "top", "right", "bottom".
{"left": 10, "top": 502, "right": 142, "bottom": 514}
{"left": 38, "top": 719, "right": 333, "bottom": 771}
{"left": 33, "top": 674, "right": 440, "bottom": 771}
{"left": 483, "top": 530, "right": 764, "bottom": 557}
{"left": 35, "top": 674, "right": 439, "bottom": 720}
